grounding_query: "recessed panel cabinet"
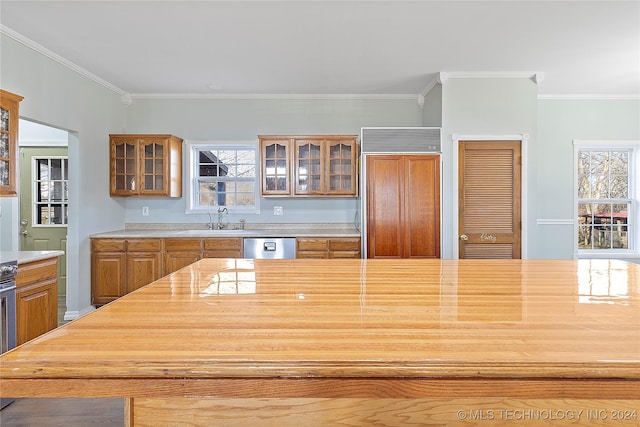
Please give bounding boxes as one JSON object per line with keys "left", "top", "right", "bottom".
{"left": 110, "top": 134, "right": 183, "bottom": 197}
{"left": 91, "top": 239, "right": 162, "bottom": 305}
{"left": 296, "top": 237, "right": 361, "bottom": 259}
{"left": 366, "top": 155, "right": 440, "bottom": 259}
{"left": 259, "top": 135, "right": 358, "bottom": 197}
{"left": 0, "top": 90, "right": 23, "bottom": 197}
{"left": 16, "top": 257, "right": 59, "bottom": 345}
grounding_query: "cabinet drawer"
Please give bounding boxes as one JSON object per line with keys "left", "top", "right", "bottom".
{"left": 127, "top": 239, "right": 161, "bottom": 252}
{"left": 203, "top": 238, "right": 242, "bottom": 251}
{"left": 164, "top": 238, "right": 202, "bottom": 251}
{"left": 297, "top": 238, "right": 328, "bottom": 251}
{"left": 92, "top": 239, "right": 126, "bottom": 252}
{"left": 16, "top": 258, "right": 58, "bottom": 287}
{"left": 329, "top": 238, "right": 360, "bottom": 251}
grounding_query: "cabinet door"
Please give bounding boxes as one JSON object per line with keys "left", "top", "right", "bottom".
{"left": 296, "top": 238, "right": 328, "bottom": 258}
{"left": 328, "top": 238, "right": 361, "bottom": 259}
{"left": 260, "top": 138, "right": 291, "bottom": 195}
{"left": 139, "top": 137, "right": 168, "bottom": 196}
{"left": 405, "top": 156, "right": 440, "bottom": 258}
{"left": 0, "top": 90, "right": 23, "bottom": 196}
{"left": 110, "top": 137, "right": 139, "bottom": 195}
{"left": 326, "top": 139, "right": 357, "bottom": 196}
{"left": 15, "top": 257, "right": 58, "bottom": 345}
{"left": 92, "top": 251, "right": 127, "bottom": 305}
{"left": 366, "top": 155, "right": 440, "bottom": 259}
{"left": 127, "top": 252, "right": 162, "bottom": 293}
{"left": 366, "top": 156, "right": 404, "bottom": 258}
{"left": 203, "top": 238, "right": 242, "bottom": 258}
{"left": 294, "top": 139, "right": 324, "bottom": 195}
{"left": 164, "top": 252, "right": 201, "bottom": 274}
{"left": 16, "top": 279, "right": 57, "bottom": 345}
{"left": 164, "top": 238, "right": 202, "bottom": 274}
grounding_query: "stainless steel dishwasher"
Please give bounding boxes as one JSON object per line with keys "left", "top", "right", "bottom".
{"left": 243, "top": 238, "right": 296, "bottom": 259}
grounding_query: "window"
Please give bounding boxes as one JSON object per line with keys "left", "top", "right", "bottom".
{"left": 186, "top": 142, "right": 259, "bottom": 214}
{"left": 33, "top": 157, "right": 69, "bottom": 225}
{"left": 575, "top": 141, "right": 639, "bottom": 257}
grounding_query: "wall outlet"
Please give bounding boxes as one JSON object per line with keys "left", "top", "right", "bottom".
{"left": 273, "top": 206, "right": 283, "bottom": 216}
{"left": 142, "top": 206, "right": 149, "bottom": 216}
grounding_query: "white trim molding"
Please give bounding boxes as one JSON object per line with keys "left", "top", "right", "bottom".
{"left": 1, "top": 25, "right": 126, "bottom": 96}
{"left": 537, "top": 219, "right": 574, "bottom": 226}
{"left": 443, "top": 71, "right": 543, "bottom": 84}
{"left": 451, "top": 134, "right": 529, "bottom": 259}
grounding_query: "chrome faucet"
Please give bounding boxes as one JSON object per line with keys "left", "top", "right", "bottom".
{"left": 216, "top": 207, "right": 228, "bottom": 230}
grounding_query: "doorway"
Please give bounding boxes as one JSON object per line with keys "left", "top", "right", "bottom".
{"left": 18, "top": 120, "right": 69, "bottom": 302}
{"left": 458, "top": 140, "right": 522, "bottom": 259}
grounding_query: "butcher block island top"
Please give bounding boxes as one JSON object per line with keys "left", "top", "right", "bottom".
{"left": 2, "top": 258, "right": 639, "bottom": 426}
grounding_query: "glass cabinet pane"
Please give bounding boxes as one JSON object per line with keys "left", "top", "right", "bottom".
{"left": 262, "top": 141, "right": 289, "bottom": 194}
{"left": 296, "top": 142, "right": 322, "bottom": 193}
{"left": 0, "top": 107, "right": 9, "bottom": 131}
{"left": 0, "top": 160, "right": 8, "bottom": 186}
{"left": 0, "top": 134, "right": 8, "bottom": 158}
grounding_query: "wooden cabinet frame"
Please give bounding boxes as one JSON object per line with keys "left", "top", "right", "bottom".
{"left": 0, "top": 90, "right": 24, "bottom": 197}
{"left": 91, "top": 238, "right": 162, "bottom": 305}
{"left": 259, "top": 135, "right": 358, "bottom": 197}
{"left": 296, "top": 237, "right": 361, "bottom": 259}
{"left": 110, "top": 134, "right": 183, "bottom": 197}
{"left": 16, "top": 257, "right": 59, "bottom": 345}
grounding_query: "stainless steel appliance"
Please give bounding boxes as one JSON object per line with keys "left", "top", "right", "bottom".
{"left": 243, "top": 238, "right": 296, "bottom": 259}
{"left": 0, "top": 259, "right": 17, "bottom": 409}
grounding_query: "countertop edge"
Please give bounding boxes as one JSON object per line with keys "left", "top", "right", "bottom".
{"left": 0, "top": 250, "right": 64, "bottom": 264}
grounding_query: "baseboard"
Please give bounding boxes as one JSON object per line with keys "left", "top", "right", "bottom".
{"left": 63, "top": 305, "right": 96, "bottom": 321}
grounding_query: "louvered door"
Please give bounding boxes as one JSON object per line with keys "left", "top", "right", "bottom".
{"left": 458, "top": 141, "right": 521, "bottom": 259}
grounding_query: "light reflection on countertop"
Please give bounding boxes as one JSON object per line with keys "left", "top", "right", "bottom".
{"left": 577, "top": 259, "right": 631, "bottom": 304}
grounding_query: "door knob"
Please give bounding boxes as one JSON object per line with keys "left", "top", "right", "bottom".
{"left": 460, "top": 234, "right": 468, "bottom": 241}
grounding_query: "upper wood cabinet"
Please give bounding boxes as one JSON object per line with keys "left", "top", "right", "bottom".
{"left": 110, "top": 134, "right": 183, "bottom": 197}
{"left": 0, "top": 90, "right": 24, "bottom": 197}
{"left": 259, "top": 135, "right": 358, "bottom": 197}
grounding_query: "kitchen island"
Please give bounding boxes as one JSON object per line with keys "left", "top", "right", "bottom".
{"left": 1, "top": 258, "right": 638, "bottom": 426}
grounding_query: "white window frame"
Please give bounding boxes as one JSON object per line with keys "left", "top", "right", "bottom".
{"left": 185, "top": 140, "right": 260, "bottom": 214}
{"left": 573, "top": 140, "right": 640, "bottom": 259}
{"left": 32, "top": 155, "right": 69, "bottom": 227}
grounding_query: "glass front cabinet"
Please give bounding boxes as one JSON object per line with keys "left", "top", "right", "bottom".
{"left": 110, "top": 134, "right": 183, "bottom": 197}
{"left": 259, "top": 135, "right": 358, "bottom": 197}
{"left": 0, "top": 90, "right": 24, "bottom": 197}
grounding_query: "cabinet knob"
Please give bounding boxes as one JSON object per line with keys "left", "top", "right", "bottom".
{"left": 460, "top": 234, "right": 468, "bottom": 241}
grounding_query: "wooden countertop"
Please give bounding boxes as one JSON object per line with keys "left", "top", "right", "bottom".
{"left": 1, "top": 258, "right": 639, "bottom": 399}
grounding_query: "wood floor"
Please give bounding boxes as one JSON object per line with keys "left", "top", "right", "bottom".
{"left": 0, "top": 398, "right": 125, "bottom": 426}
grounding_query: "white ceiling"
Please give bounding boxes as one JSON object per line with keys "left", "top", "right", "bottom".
{"left": 1, "top": 1, "right": 638, "bottom": 98}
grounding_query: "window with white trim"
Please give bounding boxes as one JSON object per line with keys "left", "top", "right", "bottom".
{"left": 576, "top": 142, "right": 638, "bottom": 256}
{"left": 186, "top": 142, "right": 259, "bottom": 214}
{"left": 33, "top": 156, "right": 69, "bottom": 225}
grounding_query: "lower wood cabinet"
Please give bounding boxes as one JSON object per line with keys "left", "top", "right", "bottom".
{"left": 16, "top": 256, "right": 59, "bottom": 345}
{"left": 92, "top": 236, "right": 359, "bottom": 305}
{"left": 91, "top": 239, "right": 162, "bottom": 306}
{"left": 296, "top": 237, "right": 361, "bottom": 259}
{"left": 164, "top": 238, "right": 203, "bottom": 275}
{"left": 164, "top": 238, "right": 243, "bottom": 275}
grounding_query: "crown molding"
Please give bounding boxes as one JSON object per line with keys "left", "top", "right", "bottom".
{"left": 129, "top": 93, "right": 417, "bottom": 100}
{"left": 538, "top": 94, "right": 640, "bottom": 100}
{"left": 442, "top": 71, "right": 542, "bottom": 82}
{"left": 1, "top": 25, "right": 126, "bottom": 96}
